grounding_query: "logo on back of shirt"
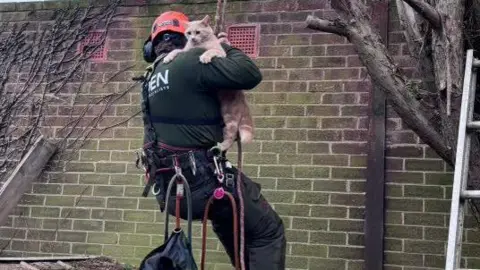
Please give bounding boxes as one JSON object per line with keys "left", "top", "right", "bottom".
{"left": 148, "top": 69, "right": 169, "bottom": 97}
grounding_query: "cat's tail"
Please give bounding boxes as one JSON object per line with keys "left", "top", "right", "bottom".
{"left": 239, "top": 125, "right": 253, "bottom": 144}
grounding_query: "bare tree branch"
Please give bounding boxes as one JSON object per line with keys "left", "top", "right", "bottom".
{"left": 306, "top": 16, "right": 348, "bottom": 36}
{"left": 403, "top": 0, "right": 442, "bottom": 29}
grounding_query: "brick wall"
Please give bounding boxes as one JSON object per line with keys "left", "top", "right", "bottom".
{"left": 0, "top": 0, "right": 479, "bottom": 269}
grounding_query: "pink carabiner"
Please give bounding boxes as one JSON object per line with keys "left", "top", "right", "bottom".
{"left": 213, "top": 187, "right": 225, "bottom": 199}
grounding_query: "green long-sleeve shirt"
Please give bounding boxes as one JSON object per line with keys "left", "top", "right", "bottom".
{"left": 143, "top": 43, "right": 262, "bottom": 148}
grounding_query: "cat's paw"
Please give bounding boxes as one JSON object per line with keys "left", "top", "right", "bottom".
{"left": 199, "top": 49, "right": 225, "bottom": 64}
{"left": 163, "top": 49, "right": 181, "bottom": 63}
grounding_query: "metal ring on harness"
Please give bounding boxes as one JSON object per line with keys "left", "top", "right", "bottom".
{"left": 151, "top": 183, "right": 161, "bottom": 196}
{"left": 163, "top": 164, "right": 193, "bottom": 246}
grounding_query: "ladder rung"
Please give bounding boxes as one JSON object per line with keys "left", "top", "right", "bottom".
{"left": 461, "top": 190, "right": 480, "bottom": 199}
{"left": 467, "top": 121, "right": 480, "bottom": 130}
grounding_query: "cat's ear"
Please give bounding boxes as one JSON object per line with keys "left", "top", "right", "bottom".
{"left": 201, "top": 15, "right": 210, "bottom": 26}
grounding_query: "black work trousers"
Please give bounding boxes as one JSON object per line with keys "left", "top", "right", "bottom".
{"left": 152, "top": 146, "right": 286, "bottom": 270}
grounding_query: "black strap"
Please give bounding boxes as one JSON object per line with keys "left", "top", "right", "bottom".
{"left": 150, "top": 115, "right": 223, "bottom": 125}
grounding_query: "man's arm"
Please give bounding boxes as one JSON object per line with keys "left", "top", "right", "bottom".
{"left": 198, "top": 43, "right": 262, "bottom": 90}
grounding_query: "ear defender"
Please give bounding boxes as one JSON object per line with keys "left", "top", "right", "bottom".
{"left": 143, "top": 38, "right": 156, "bottom": 63}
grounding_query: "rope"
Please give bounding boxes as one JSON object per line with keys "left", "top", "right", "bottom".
{"left": 212, "top": 1, "right": 247, "bottom": 269}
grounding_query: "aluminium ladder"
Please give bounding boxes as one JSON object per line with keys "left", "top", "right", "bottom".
{"left": 445, "top": 49, "right": 480, "bottom": 270}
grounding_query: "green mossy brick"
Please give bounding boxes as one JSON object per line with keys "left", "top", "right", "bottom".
{"left": 26, "top": 229, "right": 56, "bottom": 241}
{"left": 285, "top": 229, "right": 309, "bottom": 243}
{"left": 287, "top": 93, "right": 321, "bottom": 104}
{"left": 57, "top": 231, "right": 86, "bottom": 243}
{"left": 292, "top": 217, "right": 328, "bottom": 230}
{"left": 294, "top": 191, "right": 329, "bottom": 204}
{"left": 385, "top": 171, "right": 424, "bottom": 183}
{"left": 331, "top": 167, "right": 365, "bottom": 179}
{"left": 329, "top": 219, "right": 364, "bottom": 233}
{"left": 313, "top": 180, "right": 347, "bottom": 192}
{"left": 405, "top": 159, "right": 444, "bottom": 171}
{"left": 91, "top": 209, "right": 123, "bottom": 220}
{"left": 313, "top": 154, "right": 349, "bottom": 166}
{"left": 385, "top": 225, "right": 423, "bottom": 239}
{"left": 262, "top": 142, "right": 296, "bottom": 153}
{"left": 119, "top": 234, "right": 150, "bottom": 246}
{"left": 285, "top": 256, "right": 309, "bottom": 269}
{"left": 277, "top": 179, "right": 311, "bottom": 191}
{"left": 19, "top": 194, "right": 45, "bottom": 205}
{"left": 72, "top": 243, "right": 102, "bottom": 255}
{"left": 425, "top": 227, "right": 448, "bottom": 241}
{"left": 73, "top": 220, "right": 104, "bottom": 231}
{"left": 274, "top": 204, "right": 310, "bottom": 217}
{"left": 297, "top": 142, "right": 329, "bottom": 154}
{"left": 135, "top": 246, "right": 154, "bottom": 258}
{"left": 62, "top": 185, "right": 93, "bottom": 196}
{"left": 259, "top": 165, "right": 293, "bottom": 178}
{"left": 310, "top": 231, "right": 347, "bottom": 245}
{"left": 278, "top": 154, "right": 312, "bottom": 165}
{"left": 110, "top": 151, "right": 137, "bottom": 162}
{"left": 330, "top": 193, "right": 365, "bottom": 206}
{"left": 138, "top": 198, "right": 159, "bottom": 210}
{"left": 96, "top": 163, "right": 127, "bottom": 173}
{"left": 65, "top": 162, "right": 95, "bottom": 172}
{"left": 404, "top": 213, "right": 446, "bottom": 226}
{"left": 328, "top": 246, "right": 364, "bottom": 260}
{"left": 404, "top": 185, "right": 443, "bottom": 198}
{"left": 0, "top": 228, "right": 26, "bottom": 239}
{"left": 386, "top": 198, "right": 423, "bottom": 211}
{"left": 105, "top": 221, "right": 135, "bottom": 233}
{"left": 99, "top": 140, "right": 130, "bottom": 150}
{"left": 294, "top": 166, "right": 330, "bottom": 178}
{"left": 48, "top": 173, "right": 79, "bottom": 184}
{"left": 40, "top": 242, "right": 70, "bottom": 254}
{"left": 405, "top": 240, "right": 444, "bottom": 254}
{"left": 124, "top": 210, "right": 155, "bottom": 222}
{"left": 45, "top": 196, "right": 75, "bottom": 207}
{"left": 79, "top": 174, "right": 110, "bottom": 185}
{"left": 385, "top": 211, "right": 403, "bottom": 224}
{"left": 425, "top": 172, "right": 453, "bottom": 185}
{"left": 291, "top": 243, "right": 327, "bottom": 257}
{"left": 110, "top": 175, "right": 142, "bottom": 185}
{"left": 107, "top": 198, "right": 138, "bottom": 209}
{"left": 75, "top": 197, "right": 106, "bottom": 208}
{"left": 310, "top": 205, "right": 347, "bottom": 218}
{"left": 32, "top": 184, "right": 61, "bottom": 194}
{"left": 286, "top": 117, "right": 318, "bottom": 128}
{"left": 11, "top": 240, "right": 40, "bottom": 252}
{"left": 272, "top": 105, "right": 305, "bottom": 116}
{"left": 243, "top": 153, "right": 278, "bottom": 165}
{"left": 87, "top": 232, "right": 118, "bottom": 244}
{"left": 254, "top": 117, "right": 286, "bottom": 128}
{"left": 463, "top": 243, "right": 480, "bottom": 257}
{"left": 14, "top": 217, "right": 42, "bottom": 229}
{"left": 261, "top": 191, "right": 294, "bottom": 203}
{"left": 42, "top": 218, "right": 72, "bottom": 230}
{"left": 308, "top": 258, "right": 346, "bottom": 270}
{"left": 93, "top": 185, "right": 124, "bottom": 197}
{"left": 80, "top": 151, "right": 110, "bottom": 161}
{"left": 124, "top": 186, "right": 144, "bottom": 197}
{"left": 386, "top": 184, "right": 403, "bottom": 197}
{"left": 135, "top": 223, "right": 161, "bottom": 234}
{"left": 30, "top": 207, "right": 60, "bottom": 218}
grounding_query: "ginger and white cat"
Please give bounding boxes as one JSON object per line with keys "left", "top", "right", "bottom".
{"left": 163, "top": 15, "right": 254, "bottom": 152}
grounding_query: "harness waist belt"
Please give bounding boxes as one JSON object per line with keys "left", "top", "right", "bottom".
{"left": 150, "top": 115, "right": 223, "bottom": 125}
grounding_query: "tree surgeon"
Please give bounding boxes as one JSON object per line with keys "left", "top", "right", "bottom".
{"left": 138, "top": 11, "right": 286, "bottom": 269}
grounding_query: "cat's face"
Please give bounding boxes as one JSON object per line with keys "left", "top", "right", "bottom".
{"left": 185, "top": 15, "right": 215, "bottom": 45}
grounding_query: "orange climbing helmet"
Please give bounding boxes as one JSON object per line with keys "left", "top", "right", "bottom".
{"left": 150, "top": 11, "right": 189, "bottom": 42}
